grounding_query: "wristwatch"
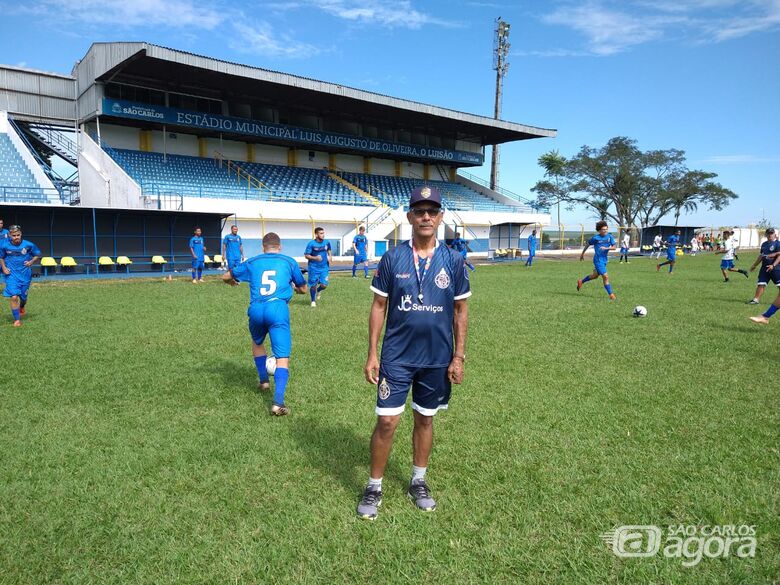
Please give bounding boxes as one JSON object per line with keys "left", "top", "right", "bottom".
{"left": 453, "top": 354, "right": 466, "bottom": 362}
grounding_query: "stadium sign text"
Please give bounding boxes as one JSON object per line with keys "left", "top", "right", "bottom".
{"left": 103, "top": 99, "right": 483, "bottom": 165}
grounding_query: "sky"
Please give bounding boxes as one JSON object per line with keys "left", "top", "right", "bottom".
{"left": 0, "top": 0, "right": 777, "bottom": 228}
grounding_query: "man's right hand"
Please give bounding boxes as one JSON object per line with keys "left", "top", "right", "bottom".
{"left": 1, "top": 267, "right": 9, "bottom": 275}
{"left": 364, "top": 355, "right": 380, "bottom": 385}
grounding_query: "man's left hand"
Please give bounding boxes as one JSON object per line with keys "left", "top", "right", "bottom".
{"left": 448, "top": 358, "right": 465, "bottom": 384}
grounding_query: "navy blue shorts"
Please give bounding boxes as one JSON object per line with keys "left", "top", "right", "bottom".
{"left": 758, "top": 266, "right": 780, "bottom": 286}
{"left": 247, "top": 300, "right": 292, "bottom": 358}
{"left": 375, "top": 363, "right": 451, "bottom": 417}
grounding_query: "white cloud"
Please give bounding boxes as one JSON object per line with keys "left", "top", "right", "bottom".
{"left": 28, "top": 0, "right": 224, "bottom": 29}
{"left": 308, "top": 0, "right": 459, "bottom": 29}
{"left": 231, "top": 21, "right": 325, "bottom": 59}
{"left": 701, "top": 154, "right": 780, "bottom": 164}
{"left": 513, "top": 48, "right": 592, "bottom": 58}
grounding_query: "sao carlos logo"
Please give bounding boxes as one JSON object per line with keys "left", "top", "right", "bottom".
{"left": 111, "top": 103, "right": 123, "bottom": 114}
{"left": 434, "top": 268, "right": 450, "bottom": 289}
{"left": 378, "top": 378, "right": 390, "bottom": 400}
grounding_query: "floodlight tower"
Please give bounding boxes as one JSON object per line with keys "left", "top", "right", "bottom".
{"left": 490, "top": 17, "right": 510, "bottom": 191}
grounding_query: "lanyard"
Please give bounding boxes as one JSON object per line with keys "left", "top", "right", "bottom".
{"left": 413, "top": 245, "right": 434, "bottom": 302}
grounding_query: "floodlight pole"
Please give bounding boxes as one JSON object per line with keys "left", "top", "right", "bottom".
{"left": 490, "top": 17, "right": 510, "bottom": 192}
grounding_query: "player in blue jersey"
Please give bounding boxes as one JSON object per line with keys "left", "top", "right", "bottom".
{"left": 223, "top": 232, "right": 307, "bottom": 415}
{"left": 748, "top": 228, "right": 780, "bottom": 305}
{"left": 189, "top": 227, "right": 207, "bottom": 283}
{"left": 221, "top": 225, "right": 244, "bottom": 271}
{"left": 304, "top": 227, "right": 332, "bottom": 307}
{"left": 450, "top": 232, "right": 475, "bottom": 271}
{"left": 0, "top": 225, "right": 41, "bottom": 327}
{"left": 352, "top": 226, "right": 370, "bottom": 278}
{"left": 0, "top": 218, "right": 9, "bottom": 240}
{"left": 657, "top": 230, "right": 681, "bottom": 273}
{"left": 750, "top": 237, "right": 780, "bottom": 325}
{"left": 525, "top": 230, "right": 537, "bottom": 267}
{"left": 358, "top": 186, "right": 470, "bottom": 520}
{"left": 576, "top": 220, "right": 617, "bottom": 300}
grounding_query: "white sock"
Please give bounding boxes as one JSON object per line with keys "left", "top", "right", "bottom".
{"left": 411, "top": 465, "right": 427, "bottom": 481}
{"left": 367, "top": 477, "right": 382, "bottom": 490}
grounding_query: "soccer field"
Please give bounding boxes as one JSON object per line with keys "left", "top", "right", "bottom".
{"left": 1, "top": 255, "right": 777, "bottom": 584}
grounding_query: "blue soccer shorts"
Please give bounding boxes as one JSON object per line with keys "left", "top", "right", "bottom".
{"left": 227, "top": 257, "right": 241, "bottom": 270}
{"left": 307, "top": 268, "right": 329, "bottom": 287}
{"left": 593, "top": 260, "right": 608, "bottom": 276}
{"left": 191, "top": 259, "right": 205, "bottom": 270}
{"left": 666, "top": 251, "right": 676, "bottom": 262}
{"left": 757, "top": 266, "right": 780, "bottom": 286}
{"left": 2, "top": 276, "right": 31, "bottom": 300}
{"left": 353, "top": 254, "right": 367, "bottom": 265}
{"left": 720, "top": 259, "right": 734, "bottom": 269}
{"left": 247, "top": 300, "right": 292, "bottom": 358}
{"left": 375, "top": 363, "right": 451, "bottom": 417}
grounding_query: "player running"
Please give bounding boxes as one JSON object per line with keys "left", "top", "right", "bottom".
{"left": 749, "top": 242, "right": 780, "bottom": 325}
{"left": 304, "top": 227, "right": 332, "bottom": 307}
{"left": 222, "top": 232, "right": 307, "bottom": 415}
{"left": 222, "top": 225, "right": 244, "bottom": 271}
{"left": 352, "top": 226, "right": 370, "bottom": 279}
{"left": 189, "top": 227, "right": 206, "bottom": 283}
{"left": 618, "top": 232, "right": 630, "bottom": 263}
{"left": 652, "top": 234, "right": 662, "bottom": 259}
{"left": 0, "top": 225, "right": 41, "bottom": 327}
{"left": 525, "top": 230, "right": 537, "bottom": 267}
{"left": 450, "top": 232, "right": 475, "bottom": 271}
{"left": 717, "top": 229, "right": 748, "bottom": 282}
{"left": 577, "top": 220, "right": 617, "bottom": 300}
{"left": 748, "top": 228, "right": 780, "bottom": 304}
{"left": 657, "top": 230, "right": 681, "bottom": 273}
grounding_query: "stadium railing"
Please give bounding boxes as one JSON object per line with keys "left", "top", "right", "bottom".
{"left": 0, "top": 185, "right": 63, "bottom": 204}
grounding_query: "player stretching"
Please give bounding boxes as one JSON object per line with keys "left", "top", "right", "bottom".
{"left": 222, "top": 225, "right": 244, "bottom": 271}
{"left": 657, "top": 230, "right": 681, "bottom": 273}
{"left": 189, "top": 227, "right": 206, "bottom": 283}
{"left": 352, "top": 226, "right": 370, "bottom": 278}
{"left": 717, "top": 230, "right": 748, "bottom": 282}
{"left": 749, "top": 244, "right": 780, "bottom": 325}
{"left": 0, "top": 225, "right": 41, "bottom": 327}
{"left": 577, "top": 221, "right": 617, "bottom": 299}
{"left": 748, "top": 228, "right": 780, "bottom": 304}
{"left": 450, "top": 232, "right": 475, "bottom": 271}
{"left": 304, "top": 227, "right": 332, "bottom": 307}
{"left": 223, "top": 232, "right": 307, "bottom": 415}
{"left": 525, "top": 230, "right": 537, "bottom": 267}
{"left": 618, "top": 232, "right": 630, "bottom": 263}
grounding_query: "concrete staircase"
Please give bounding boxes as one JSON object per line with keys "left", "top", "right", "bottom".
{"left": 328, "top": 172, "right": 384, "bottom": 207}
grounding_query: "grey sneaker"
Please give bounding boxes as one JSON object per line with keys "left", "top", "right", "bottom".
{"left": 407, "top": 478, "right": 436, "bottom": 511}
{"left": 357, "top": 486, "right": 382, "bottom": 520}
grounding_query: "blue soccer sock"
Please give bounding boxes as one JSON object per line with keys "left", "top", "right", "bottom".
{"left": 352, "top": 264, "right": 357, "bottom": 277}
{"left": 581, "top": 275, "right": 592, "bottom": 284}
{"left": 273, "top": 368, "right": 289, "bottom": 406}
{"left": 763, "top": 305, "right": 779, "bottom": 319}
{"left": 11, "top": 308, "right": 20, "bottom": 321}
{"left": 364, "top": 265, "right": 369, "bottom": 277}
{"left": 254, "top": 355, "right": 269, "bottom": 383}
{"left": 197, "top": 268, "right": 203, "bottom": 279}
{"left": 191, "top": 269, "right": 196, "bottom": 280}
{"left": 668, "top": 264, "right": 674, "bottom": 273}
{"left": 310, "top": 286, "right": 317, "bottom": 302}
{"left": 466, "top": 262, "right": 475, "bottom": 271}
{"left": 605, "top": 284, "right": 613, "bottom": 295}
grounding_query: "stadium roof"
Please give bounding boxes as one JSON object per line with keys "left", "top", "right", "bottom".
{"left": 76, "top": 42, "right": 556, "bottom": 146}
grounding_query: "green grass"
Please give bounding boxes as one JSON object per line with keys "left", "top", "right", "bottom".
{"left": 0, "top": 255, "right": 777, "bottom": 584}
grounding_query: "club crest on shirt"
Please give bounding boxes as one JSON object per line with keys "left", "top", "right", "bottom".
{"left": 378, "top": 378, "right": 390, "bottom": 400}
{"left": 435, "top": 267, "right": 450, "bottom": 289}
{"left": 21, "top": 248, "right": 28, "bottom": 255}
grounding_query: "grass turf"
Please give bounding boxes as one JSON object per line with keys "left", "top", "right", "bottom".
{"left": 0, "top": 254, "right": 777, "bottom": 584}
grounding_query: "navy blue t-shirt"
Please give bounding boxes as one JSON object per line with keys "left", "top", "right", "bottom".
{"left": 760, "top": 239, "right": 780, "bottom": 267}
{"left": 370, "top": 240, "right": 471, "bottom": 368}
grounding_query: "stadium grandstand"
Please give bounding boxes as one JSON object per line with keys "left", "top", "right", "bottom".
{"left": 0, "top": 42, "right": 555, "bottom": 268}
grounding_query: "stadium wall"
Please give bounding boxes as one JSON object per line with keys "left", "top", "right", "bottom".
{"left": 78, "top": 132, "right": 143, "bottom": 208}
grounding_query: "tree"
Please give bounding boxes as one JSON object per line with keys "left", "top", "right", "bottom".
{"left": 531, "top": 137, "right": 737, "bottom": 229}
{"left": 535, "top": 150, "right": 567, "bottom": 228}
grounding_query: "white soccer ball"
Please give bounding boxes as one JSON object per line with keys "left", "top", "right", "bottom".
{"left": 633, "top": 305, "right": 648, "bottom": 318}
{"left": 266, "top": 356, "right": 277, "bottom": 376}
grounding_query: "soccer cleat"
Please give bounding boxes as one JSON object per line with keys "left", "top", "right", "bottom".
{"left": 747, "top": 299, "right": 760, "bottom": 305}
{"left": 198, "top": 279, "right": 204, "bottom": 283}
{"left": 407, "top": 478, "right": 436, "bottom": 511}
{"left": 316, "top": 293, "right": 322, "bottom": 301}
{"left": 192, "top": 279, "right": 197, "bottom": 284}
{"left": 352, "top": 275, "right": 357, "bottom": 278}
{"left": 365, "top": 275, "right": 371, "bottom": 279}
{"left": 270, "top": 404, "right": 290, "bottom": 416}
{"left": 656, "top": 264, "right": 661, "bottom": 272}
{"left": 257, "top": 381, "right": 270, "bottom": 392}
{"left": 311, "top": 301, "right": 316, "bottom": 308}
{"left": 12, "top": 320, "right": 21, "bottom": 327}
{"left": 749, "top": 316, "right": 770, "bottom": 325}
{"left": 576, "top": 279, "right": 583, "bottom": 292}
{"left": 740, "top": 270, "right": 749, "bottom": 278}
{"left": 357, "top": 486, "right": 382, "bottom": 520}
{"left": 19, "top": 307, "right": 26, "bottom": 316}
{"left": 609, "top": 293, "right": 616, "bottom": 300}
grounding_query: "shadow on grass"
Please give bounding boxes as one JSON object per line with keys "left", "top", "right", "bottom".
{"left": 201, "top": 357, "right": 274, "bottom": 406}
{"left": 290, "top": 416, "right": 405, "bottom": 495}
